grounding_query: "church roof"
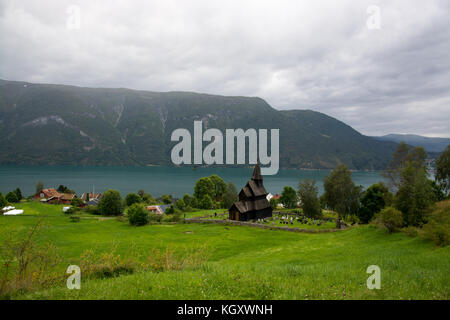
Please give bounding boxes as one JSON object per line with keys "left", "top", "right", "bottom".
{"left": 231, "top": 163, "right": 271, "bottom": 214}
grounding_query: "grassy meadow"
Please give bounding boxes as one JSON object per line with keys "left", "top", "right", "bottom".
{"left": 0, "top": 201, "right": 449, "bottom": 300}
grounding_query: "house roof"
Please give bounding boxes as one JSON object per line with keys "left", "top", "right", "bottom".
{"left": 39, "top": 188, "right": 63, "bottom": 199}
{"left": 61, "top": 193, "right": 76, "bottom": 200}
{"left": 81, "top": 193, "right": 102, "bottom": 200}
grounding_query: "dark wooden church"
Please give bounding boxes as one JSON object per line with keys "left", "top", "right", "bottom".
{"left": 229, "top": 164, "right": 273, "bottom": 221}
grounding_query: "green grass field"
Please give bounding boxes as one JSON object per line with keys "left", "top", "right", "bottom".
{"left": 0, "top": 201, "right": 449, "bottom": 300}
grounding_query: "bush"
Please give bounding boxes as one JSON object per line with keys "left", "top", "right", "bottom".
{"left": 5, "top": 191, "right": 19, "bottom": 203}
{"left": 69, "top": 216, "right": 80, "bottom": 222}
{"left": 376, "top": 207, "right": 403, "bottom": 233}
{"left": 198, "top": 195, "right": 213, "bottom": 209}
{"left": 125, "top": 193, "right": 142, "bottom": 207}
{"left": 176, "top": 199, "right": 186, "bottom": 211}
{"left": 83, "top": 205, "right": 100, "bottom": 215}
{"left": 402, "top": 226, "right": 419, "bottom": 238}
{"left": 0, "top": 221, "right": 60, "bottom": 298}
{"left": 0, "top": 193, "right": 7, "bottom": 208}
{"left": 148, "top": 213, "right": 163, "bottom": 223}
{"left": 165, "top": 205, "right": 175, "bottom": 214}
{"left": 70, "top": 197, "right": 84, "bottom": 207}
{"left": 269, "top": 198, "right": 278, "bottom": 210}
{"left": 422, "top": 200, "right": 450, "bottom": 246}
{"left": 161, "top": 194, "right": 172, "bottom": 204}
{"left": 128, "top": 203, "right": 149, "bottom": 226}
{"left": 80, "top": 249, "right": 136, "bottom": 279}
{"left": 98, "top": 189, "right": 123, "bottom": 216}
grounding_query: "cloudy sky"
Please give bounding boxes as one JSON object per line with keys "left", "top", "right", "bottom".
{"left": 1, "top": 0, "right": 449, "bottom": 137}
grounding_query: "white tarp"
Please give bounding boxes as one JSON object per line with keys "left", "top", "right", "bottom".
{"left": 2, "top": 206, "right": 15, "bottom": 211}
{"left": 3, "top": 209, "right": 24, "bottom": 215}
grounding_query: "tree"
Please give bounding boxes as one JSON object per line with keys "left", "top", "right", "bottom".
{"left": 36, "top": 181, "right": 44, "bottom": 194}
{"left": 70, "top": 197, "right": 84, "bottom": 207}
{"left": 323, "top": 164, "right": 362, "bottom": 226}
{"left": 429, "top": 180, "right": 445, "bottom": 202}
{"left": 395, "top": 162, "right": 434, "bottom": 226}
{"left": 128, "top": 203, "right": 149, "bottom": 226}
{"left": 194, "top": 177, "right": 215, "bottom": 201}
{"left": 137, "top": 189, "right": 146, "bottom": 198}
{"left": 165, "top": 205, "right": 175, "bottom": 214}
{"left": 57, "top": 185, "right": 75, "bottom": 194}
{"left": 269, "top": 198, "right": 278, "bottom": 210}
{"left": 199, "top": 194, "right": 213, "bottom": 209}
{"left": 176, "top": 199, "right": 186, "bottom": 211}
{"left": 183, "top": 194, "right": 194, "bottom": 207}
{"left": 297, "top": 179, "right": 321, "bottom": 218}
{"left": 5, "top": 191, "right": 19, "bottom": 203}
{"left": 161, "top": 194, "right": 172, "bottom": 204}
{"left": 209, "top": 175, "right": 227, "bottom": 200}
{"left": 125, "top": 193, "right": 142, "bottom": 207}
{"left": 359, "top": 182, "right": 391, "bottom": 224}
{"left": 14, "top": 188, "right": 23, "bottom": 201}
{"left": 220, "top": 182, "right": 238, "bottom": 209}
{"left": 436, "top": 145, "right": 450, "bottom": 194}
{"left": 280, "top": 186, "right": 298, "bottom": 209}
{"left": 376, "top": 207, "right": 403, "bottom": 233}
{"left": 383, "top": 143, "right": 427, "bottom": 190}
{"left": 98, "top": 189, "right": 123, "bottom": 216}
{"left": 0, "top": 193, "right": 7, "bottom": 208}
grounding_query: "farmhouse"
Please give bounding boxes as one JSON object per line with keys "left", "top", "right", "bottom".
{"left": 33, "top": 188, "right": 78, "bottom": 204}
{"left": 229, "top": 163, "right": 273, "bottom": 221}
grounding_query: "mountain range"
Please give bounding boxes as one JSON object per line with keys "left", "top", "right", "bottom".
{"left": 374, "top": 134, "right": 449, "bottom": 153}
{"left": 0, "top": 79, "right": 401, "bottom": 170}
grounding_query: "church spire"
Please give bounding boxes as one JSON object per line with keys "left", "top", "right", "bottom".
{"left": 251, "top": 163, "right": 263, "bottom": 182}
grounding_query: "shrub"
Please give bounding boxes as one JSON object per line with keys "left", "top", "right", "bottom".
{"left": 125, "top": 193, "right": 142, "bottom": 207}
{"left": 165, "top": 205, "right": 175, "bottom": 214}
{"left": 83, "top": 205, "right": 100, "bottom": 215}
{"left": 80, "top": 249, "right": 136, "bottom": 279}
{"left": 5, "top": 191, "right": 19, "bottom": 203}
{"left": 161, "top": 194, "right": 172, "bottom": 204}
{"left": 146, "top": 246, "right": 208, "bottom": 272}
{"left": 402, "top": 226, "right": 419, "bottom": 238}
{"left": 98, "top": 189, "right": 123, "bottom": 216}
{"left": 269, "top": 198, "right": 278, "bottom": 210}
{"left": 0, "top": 193, "right": 7, "bottom": 208}
{"left": 176, "top": 199, "right": 186, "bottom": 211}
{"left": 128, "top": 203, "right": 149, "bottom": 226}
{"left": 280, "top": 186, "right": 298, "bottom": 209}
{"left": 358, "top": 182, "right": 391, "bottom": 224}
{"left": 69, "top": 216, "right": 80, "bottom": 223}
{"left": 0, "top": 221, "right": 60, "bottom": 298}
{"left": 70, "top": 197, "right": 84, "bottom": 207}
{"left": 376, "top": 207, "right": 403, "bottom": 233}
{"left": 298, "top": 179, "right": 322, "bottom": 218}
{"left": 148, "top": 213, "right": 163, "bottom": 223}
{"left": 198, "top": 195, "right": 213, "bottom": 209}
{"left": 422, "top": 200, "right": 450, "bottom": 246}
{"left": 183, "top": 194, "right": 194, "bottom": 207}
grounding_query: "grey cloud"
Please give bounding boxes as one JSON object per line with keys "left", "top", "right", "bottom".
{"left": 0, "top": 0, "right": 449, "bottom": 137}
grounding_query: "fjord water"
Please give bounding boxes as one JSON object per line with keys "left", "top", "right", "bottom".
{"left": 0, "top": 165, "right": 385, "bottom": 198}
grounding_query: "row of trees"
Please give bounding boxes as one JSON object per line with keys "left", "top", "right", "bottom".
{"left": 0, "top": 188, "right": 23, "bottom": 206}
{"left": 269, "top": 143, "right": 449, "bottom": 231}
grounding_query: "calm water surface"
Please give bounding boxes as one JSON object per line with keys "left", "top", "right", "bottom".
{"left": 0, "top": 166, "right": 385, "bottom": 197}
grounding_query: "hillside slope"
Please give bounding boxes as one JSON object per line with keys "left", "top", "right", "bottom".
{"left": 375, "top": 134, "right": 450, "bottom": 153}
{"left": 0, "top": 79, "right": 398, "bottom": 169}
